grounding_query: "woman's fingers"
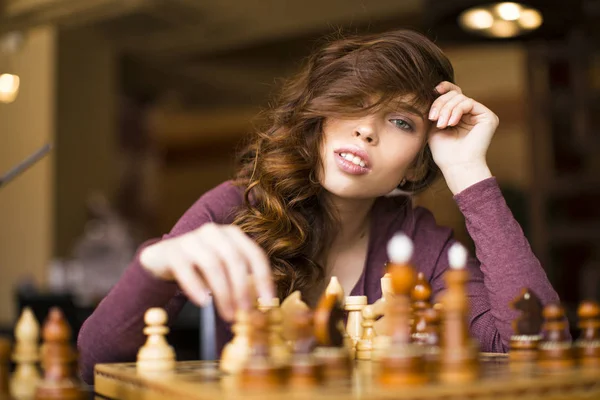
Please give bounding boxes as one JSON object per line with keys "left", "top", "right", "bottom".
{"left": 429, "top": 90, "right": 460, "bottom": 121}
{"left": 178, "top": 236, "right": 237, "bottom": 321}
{"left": 139, "top": 241, "right": 174, "bottom": 280}
{"left": 435, "top": 81, "right": 462, "bottom": 95}
{"left": 222, "top": 225, "right": 275, "bottom": 301}
{"left": 139, "top": 222, "right": 275, "bottom": 323}
{"left": 167, "top": 252, "right": 210, "bottom": 308}
{"left": 436, "top": 94, "right": 470, "bottom": 128}
{"left": 447, "top": 98, "right": 476, "bottom": 126}
{"left": 197, "top": 224, "right": 253, "bottom": 310}
{"left": 430, "top": 81, "right": 464, "bottom": 122}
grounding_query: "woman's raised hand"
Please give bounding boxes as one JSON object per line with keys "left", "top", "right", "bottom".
{"left": 427, "top": 81, "right": 497, "bottom": 194}
{"left": 139, "top": 223, "right": 275, "bottom": 322}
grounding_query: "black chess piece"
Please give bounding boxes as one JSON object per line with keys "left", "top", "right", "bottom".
{"left": 509, "top": 288, "right": 543, "bottom": 363}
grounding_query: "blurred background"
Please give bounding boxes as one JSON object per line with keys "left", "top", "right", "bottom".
{"left": 0, "top": 0, "right": 599, "bottom": 355}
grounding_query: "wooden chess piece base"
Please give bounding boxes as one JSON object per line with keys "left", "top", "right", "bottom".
{"left": 438, "top": 340, "right": 479, "bottom": 384}
{"left": 576, "top": 340, "right": 600, "bottom": 369}
{"left": 356, "top": 339, "right": 373, "bottom": 361}
{"left": 10, "top": 364, "right": 42, "bottom": 400}
{"left": 371, "top": 335, "right": 391, "bottom": 362}
{"left": 508, "top": 336, "right": 539, "bottom": 376}
{"left": 288, "top": 355, "right": 322, "bottom": 387}
{"left": 538, "top": 342, "right": 575, "bottom": 373}
{"left": 35, "top": 378, "right": 88, "bottom": 400}
{"left": 509, "top": 335, "right": 541, "bottom": 363}
{"left": 378, "top": 344, "right": 428, "bottom": 387}
{"left": 0, "top": 338, "right": 10, "bottom": 395}
{"left": 313, "top": 347, "right": 352, "bottom": 383}
{"left": 422, "top": 345, "right": 440, "bottom": 377}
{"left": 240, "top": 358, "right": 286, "bottom": 389}
{"left": 343, "top": 334, "right": 356, "bottom": 360}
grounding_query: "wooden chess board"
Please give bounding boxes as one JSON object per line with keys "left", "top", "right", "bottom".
{"left": 94, "top": 353, "right": 600, "bottom": 400}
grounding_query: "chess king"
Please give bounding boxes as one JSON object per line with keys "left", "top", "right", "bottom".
{"left": 78, "top": 28, "right": 565, "bottom": 384}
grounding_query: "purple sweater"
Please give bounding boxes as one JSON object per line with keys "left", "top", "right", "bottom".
{"left": 77, "top": 177, "right": 561, "bottom": 384}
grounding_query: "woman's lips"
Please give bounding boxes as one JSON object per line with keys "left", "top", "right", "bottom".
{"left": 334, "top": 152, "right": 370, "bottom": 175}
{"left": 334, "top": 146, "right": 371, "bottom": 168}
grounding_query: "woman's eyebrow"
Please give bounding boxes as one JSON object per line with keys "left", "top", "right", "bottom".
{"left": 394, "top": 104, "right": 426, "bottom": 120}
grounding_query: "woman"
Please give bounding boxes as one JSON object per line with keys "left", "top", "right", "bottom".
{"left": 77, "top": 29, "right": 561, "bottom": 384}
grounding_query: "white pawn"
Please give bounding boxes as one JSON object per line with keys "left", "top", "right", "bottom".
{"left": 137, "top": 308, "right": 175, "bottom": 373}
{"left": 220, "top": 310, "right": 251, "bottom": 374}
{"left": 356, "top": 305, "right": 377, "bottom": 360}
{"left": 10, "top": 307, "right": 41, "bottom": 400}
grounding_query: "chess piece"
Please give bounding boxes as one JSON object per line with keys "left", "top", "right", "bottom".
{"left": 258, "top": 297, "right": 290, "bottom": 366}
{"left": 421, "top": 307, "right": 441, "bottom": 372}
{"left": 509, "top": 288, "right": 543, "bottom": 363}
{"left": 371, "top": 334, "right": 391, "bottom": 363}
{"left": 0, "top": 337, "right": 10, "bottom": 396}
{"left": 575, "top": 300, "right": 600, "bottom": 369}
{"left": 221, "top": 310, "right": 251, "bottom": 374}
{"left": 314, "top": 283, "right": 352, "bottom": 383}
{"left": 379, "top": 233, "right": 428, "bottom": 387}
{"left": 314, "top": 286, "right": 345, "bottom": 348}
{"left": 326, "top": 276, "right": 344, "bottom": 300}
{"left": 411, "top": 272, "right": 432, "bottom": 345}
{"left": 288, "top": 309, "right": 322, "bottom": 387}
{"left": 538, "top": 303, "right": 575, "bottom": 373}
{"left": 35, "top": 307, "right": 87, "bottom": 400}
{"left": 11, "top": 307, "right": 41, "bottom": 400}
{"left": 373, "top": 272, "right": 392, "bottom": 336}
{"left": 345, "top": 295, "right": 367, "bottom": 359}
{"left": 438, "top": 243, "right": 480, "bottom": 384}
{"left": 422, "top": 307, "right": 441, "bottom": 347}
{"left": 137, "top": 307, "right": 175, "bottom": 373}
{"left": 372, "top": 272, "right": 392, "bottom": 361}
{"left": 356, "top": 305, "right": 377, "bottom": 361}
{"left": 240, "top": 310, "right": 285, "bottom": 389}
{"left": 257, "top": 296, "right": 279, "bottom": 313}
{"left": 280, "top": 291, "right": 310, "bottom": 344}
{"left": 322, "top": 276, "right": 355, "bottom": 354}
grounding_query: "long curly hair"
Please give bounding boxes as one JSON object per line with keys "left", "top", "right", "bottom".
{"left": 233, "top": 29, "right": 455, "bottom": 299}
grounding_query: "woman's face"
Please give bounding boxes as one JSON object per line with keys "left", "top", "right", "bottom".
{"left": 319, "top": 101, "right": 429, "bottom": 199}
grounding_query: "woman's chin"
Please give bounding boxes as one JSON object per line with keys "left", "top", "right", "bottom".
{"left": 321, "top": 181, "right": 390, "bottom": 200}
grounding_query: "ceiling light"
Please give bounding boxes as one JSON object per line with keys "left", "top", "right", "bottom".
{"left": 0, "top": 32, "right": 25, "bottom": 104}
{"left": 496, "top": 2, "right": 522, "bottom": 21}
{"left": 519, "top": 9, "right": 543, "bottom": 29}
{"left": 0, "top": 73, "right": 20, "bottom": 104}
{"left": 461, "top": 9, "right": 494, "bottom": 29}
{"left": 458, "top": 2, "right": 543, "bottom": 38}
{"left": 488, "top": 20, "right": 520, "bottom": 38}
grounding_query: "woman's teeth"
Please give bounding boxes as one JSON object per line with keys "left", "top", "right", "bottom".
{"left": 340, "top": 152, "right": 366, "bottom": 168}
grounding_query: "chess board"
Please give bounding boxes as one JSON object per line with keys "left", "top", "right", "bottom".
{"left": 94, "top": 354, "right": 600, "bottom": 400}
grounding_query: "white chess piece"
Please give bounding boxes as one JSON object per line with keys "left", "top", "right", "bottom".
{"left": 137, "top": 308, "right": 175, "bottom": 373}
{"left": 220, "top": 310, "right": 251, "bottom": 374}
{"left": 326, "top": 276, "right": 345, "bottom": 301}
{"left": 10, "top": 307, "right": 41, "bottom": 399}
{"left": 280, "top": 291, "right": 309, "bottom": 343}
{"left": 258, "top": 297, "right": 289, "bottom": 366}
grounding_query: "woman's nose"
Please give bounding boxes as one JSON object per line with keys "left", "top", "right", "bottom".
{"left": 354, "top": 122, "right": 378, "bottom": 145}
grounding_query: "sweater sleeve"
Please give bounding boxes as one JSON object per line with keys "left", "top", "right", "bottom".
{"left": 410, "top": 207, "right": 506, "bottom": 353}
{"left": 450, "top": 177, "right": 562, "bottom": 351}
{"left": 77, "top": 181, "right": 244, "bottom": 384}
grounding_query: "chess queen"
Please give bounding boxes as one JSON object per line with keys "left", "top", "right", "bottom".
{"left": 77, "top": 29, "right": 565, "bottom": 384}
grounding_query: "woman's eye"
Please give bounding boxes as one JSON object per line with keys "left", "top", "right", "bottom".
{"left": 390, "top": 119, "right": 413, "bottom": 131}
